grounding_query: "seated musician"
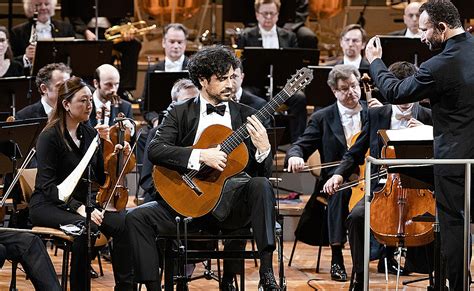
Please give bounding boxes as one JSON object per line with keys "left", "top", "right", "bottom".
{"left": 28, "top": 76, "right": 134, "bottom": 291}
{"left": 10, "top": 0, "right": 75, "bottom": 69}
{"left": 336, "top": 24, "right": 370, "bottom": 71}
{"left": 285, "top": 64, "right": 368, "bottom": 282}
{"left": 231, "top": 63, "right": 266, "bottom": 110}
{"left": 126, "top": 46, "right": 280, "bottom": 291}
{"left": 16, "top": 62, "right": 71, "bottom": 120}
{"left": 0, "top": 230, "right": 61, "bottom": 290}
{"left": 323, "top": 61, "right": 433, "bottom": 290}
{"left": 237, "top": 0, "right": 307, "bottom": 142}
{"left": 0, "top": 26, "right": 24, "bottom": 78}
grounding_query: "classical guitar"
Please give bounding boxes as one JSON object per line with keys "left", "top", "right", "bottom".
{"left": 153, "top": 67, "right": 314, "bottom": 217}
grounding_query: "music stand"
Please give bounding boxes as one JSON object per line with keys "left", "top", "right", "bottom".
{"left": 378, "top": 36, "right": 438, "bottom": 67}
{"left": 32, "top": 40, "right": 113, "bottom": 79}
{"left": 146, "top": 71, "right": 190, "bottom": 114}
{"left": 0, "top": 118, "right": 47, "bottom": 175}
{"left": 241, "top": 48, "right": 319, "bottom": 94}
{"left": 0, "top": 77, "right": 40, "bottom": 119}
{"left": 378, "top": 126, "right": 434, "bottom": 189}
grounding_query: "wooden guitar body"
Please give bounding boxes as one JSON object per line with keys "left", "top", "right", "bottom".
{"left": 153, "top": 124, "right": 249, "bottom": 218}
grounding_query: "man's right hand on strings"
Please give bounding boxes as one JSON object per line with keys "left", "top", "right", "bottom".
{"left": 199, "top": 146, "right": 228, "bottom": 171}
{"left": 287, "top": 157, "right": 305, "bottom": 173}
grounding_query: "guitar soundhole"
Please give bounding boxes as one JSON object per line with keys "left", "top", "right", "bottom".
{"left": 196, "top": 166, "right": 221, "bottom": 182}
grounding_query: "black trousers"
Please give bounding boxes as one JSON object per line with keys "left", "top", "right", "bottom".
{"left": 30, "top": 203, "right": 134, "bottom": 291}
{"left": 0, "top": 231, "right": 61, "bottom": 291}
{"left": 327, "top": 188, "right": 351, "bottom": 244}
{"left": 126, "top": 176, "right": 276, "bottom": 283}
{"left": 434, "top": 174, "right": 472, "bottom": 291}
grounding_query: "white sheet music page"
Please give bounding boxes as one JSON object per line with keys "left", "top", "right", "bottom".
{"left": 383, "top": 125, "right": 433, "bottom": 141}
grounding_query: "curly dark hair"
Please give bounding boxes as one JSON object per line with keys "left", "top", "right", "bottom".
{"left": 388, "top": 61, "right": 418, "bottom": 79}
{"left": 419, "top": 0, "right": 462, "bottom": 29}
{"left": 35, "top": 62, "right": 72, "bottom": 93}
{"left": 187, "top": 45, "right": 240, "bottom": 90}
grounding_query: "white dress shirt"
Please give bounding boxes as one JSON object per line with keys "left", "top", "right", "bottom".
{"left": 93, "top": 90, "right": 112, "bottom": 126}
{"left": 405, "top": 29, "right": 422, "bottom": 38}
{"left": 165, "top": 55, "right": 185, "bottom": 72}
{"left": 188, "top": 96, "right": 270, "bottom": 170}
{"left": 259, "top": 25, "right": 279, "bottom": 49}
{"left": 390, "top": 104, "right": 413, "bottom": 130}
{"left": 343, "top": 55, "right": 363, "bottom": 69}
{"left": 40, "top": 98, "right": 53, "bottom": 117}
{"left": 337, "top": 101, "right": 363, "bottom": 147}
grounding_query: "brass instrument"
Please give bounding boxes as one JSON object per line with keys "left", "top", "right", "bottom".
{"left": 104, "top": 21, "right": 157, "bottom": 44}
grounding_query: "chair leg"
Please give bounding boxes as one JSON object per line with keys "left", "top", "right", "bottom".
{"left": 251, "top": 239, "right": 258, "bottom": 267}
{"left": 97, "top": 250, "right": 104, "bottom": 276}
{"left": 315, "top": 245, "right": 322, "bottom": 273}
{"left": 61, "top": 242, "right": 70, "bottom": 291}
{"left": 288, "top": 239, "right": 298, "bottom": 267}
{"left": 10, "top": 261, "right": 18, "bottom": 291}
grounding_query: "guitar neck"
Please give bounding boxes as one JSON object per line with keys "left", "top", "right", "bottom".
{"left": 220, "top": 89, "right": 291, "bottom": 155}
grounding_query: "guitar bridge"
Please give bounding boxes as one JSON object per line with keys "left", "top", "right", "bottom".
{"left": 181, "top": 174, "right": 203, "bottom": 195}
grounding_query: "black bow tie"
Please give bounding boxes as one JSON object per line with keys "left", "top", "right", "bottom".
{"left": 206, "top": 103, "right": 226, "bottom": 116}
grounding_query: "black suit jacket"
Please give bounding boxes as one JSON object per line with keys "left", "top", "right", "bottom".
{"left": 237, "top": 26, "right": 298, "bottom": 48}
{"left": 148, "top": 98, "right": 273, "bottom": 218}
{"left": 151, "top": 57, "right": 189, "bottom": 71}
{"left": 239, "top": 89, "right": 266, "bottom": 110}
{"left": 10, "top": 19, "right": 75, "bottom": 58}
{"left": 370, "top": 32, "right": 474, "bottom": 176}
{"left": 15, "top": 100, "right": 47, "bottom": 120}
{"left": 334, "top": 104, "right": 433, "bottom": 183}
{"left": 285, "top": 101, "right": 368, "bottom": 183}
{"left": 88, "top": 99, "right": 133, "bottom": 127}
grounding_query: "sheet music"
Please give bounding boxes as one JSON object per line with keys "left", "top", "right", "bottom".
{"left": 381, "top": 125, "right": 433, "bottom": 141}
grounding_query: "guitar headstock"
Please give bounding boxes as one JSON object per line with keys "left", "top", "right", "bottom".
{"left": 283, "top": 67, "right": 314, "bottom": 96}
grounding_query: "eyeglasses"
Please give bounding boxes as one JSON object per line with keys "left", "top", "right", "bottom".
{"left": 257, "top": 11, "right": 278, "bottom": 18}
{"left": 336, "top": 84, "right": 360, "bottom": 95}
{"left": 342, "top": 37, "right": 362, "bottom": 44}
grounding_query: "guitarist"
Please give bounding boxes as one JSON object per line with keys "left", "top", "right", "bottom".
{"left": 323, "top": 61, "right": 433, "bottom": 290}
{"left": 126, "top": 46, "right": 280, "bottom": 291}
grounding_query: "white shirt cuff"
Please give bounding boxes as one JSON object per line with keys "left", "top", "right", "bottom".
{"left": 255, "top": 148, "right": 270, "bottom": 163}
{"left": 187, "top": 149, "right": 201, "bottom": 170}
{"left": 23, "top": 54, "right": 31, "bottom": 68}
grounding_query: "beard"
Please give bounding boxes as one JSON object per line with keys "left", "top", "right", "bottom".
{"left": 425, "top": 30, "right": 444, "bottom": 51}
{"left": 206, "top": 88, "right": 233, "bottom": 103}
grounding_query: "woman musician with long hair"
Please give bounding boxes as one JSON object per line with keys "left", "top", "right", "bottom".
{"left": 28, "top": 76, "right": 134, "bottom": 291}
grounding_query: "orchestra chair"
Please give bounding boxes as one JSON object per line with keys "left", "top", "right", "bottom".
{"left": 287, "top": 150, "right": 330, "bottom": 273}
{"left": 19, "top": 168, "right": 109, "bottom": 289}
{"left": 156, "top": 225, "right": 284, "bottom": 291}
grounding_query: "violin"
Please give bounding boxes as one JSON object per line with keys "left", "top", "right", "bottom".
{"left": 370, "top": 145, "right": 435, "bottom": 247}
{"left": 95, "top": 95, "right": 136, "bottom": 211}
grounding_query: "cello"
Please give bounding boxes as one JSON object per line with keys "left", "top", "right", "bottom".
{"left": 370, "top": 145, "right": 435, "bottom": 247}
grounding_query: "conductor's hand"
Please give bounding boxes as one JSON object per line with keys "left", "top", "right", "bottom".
{"left": 199, "top": 146, "right": 227, "bottom": 171}
{"left": 246, "top": 115, "right": 270, "bottom": 153}
{"left": 323, "top": 175, "right": 344, "bottom": 195}
{"left": 95, "top": 124, "right": 110, "bottom": 141}
{"left": 365, "top": 36, "right": 383, "bottom": 64}
{"left": 25, "top": 44, "right": 36, "bottom": 62}
{"left": 287, "top": 157, "right": 305, "bottom": 173}
{"left": 407, "top": 118, "right": 424, "bottom": 128}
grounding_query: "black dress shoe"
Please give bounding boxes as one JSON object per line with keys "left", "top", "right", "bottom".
{"left": 258, "top": 272, "right": 280, "bottom": 291}
{"left": 377, "top": 257, "right": 410, "bottom": 276}
{"left": 90, "top": 267, "right": 99, "bottom": 279}
{"left": 330, "top": 263, "right": 348, "bottom": 282}
{"left": 220, "top": 281, "right": 236, "bottom": 291}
